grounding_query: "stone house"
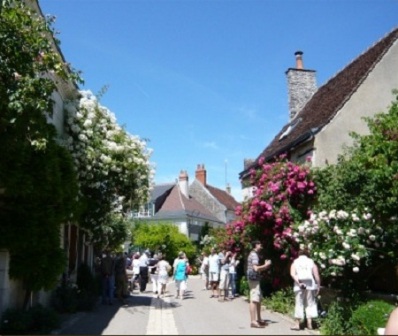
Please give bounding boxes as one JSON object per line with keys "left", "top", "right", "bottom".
{"left": 189, "top": 164, "right": 240, "bottom": 225}
{"left": 240, "top": 27, "right": 398, "bottom": 197}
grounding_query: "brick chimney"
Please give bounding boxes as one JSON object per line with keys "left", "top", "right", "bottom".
{"left": 195, "top": 164, "right": 207, "bottom": 185}
{"left": 178, "top": 170, "right": 189, "bottom": 198}
{"left": 286, "top": 51, "right": 317, "bottom": 121}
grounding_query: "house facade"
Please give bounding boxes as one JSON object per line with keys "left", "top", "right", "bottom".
{"left": 133, "top": 165, "right": 240, "bottom": 241}
{"left": 240, "top": 28, "right": 398, "bottom": 196}
{"left": 189, "top": 164, "right": 240, "bottom": 224}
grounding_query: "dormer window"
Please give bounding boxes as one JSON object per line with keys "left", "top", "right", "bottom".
{"left": 279, "top": 117, "right": 302, "bottom": 141}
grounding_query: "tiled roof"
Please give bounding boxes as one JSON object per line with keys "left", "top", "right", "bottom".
{"left": 206, "top": 184, "right": 240, "bottom": 210}
{"left": 150, "top": 183, "right": 174, "bottom": 202}
{"left": 154, "top": 185, "right": 222, "bottom": 223}
{"left": 240, "top": 27, "right": 398, "bottom": 178}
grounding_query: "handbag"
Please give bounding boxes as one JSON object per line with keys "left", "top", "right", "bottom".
{"left": 247, "top": 269, "right": 258, "bottom": 281}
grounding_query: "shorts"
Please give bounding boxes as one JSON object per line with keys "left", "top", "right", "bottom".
{"left": 219, "top": 270, "right": 230, "bottom": 290}
{"left": 249, "top": 280, "right": 262, "bottom": 303}
{"left": 209, "top": 272, "right": 219, "bottom": 282}
{"left": 175, "top": 279, "right": 187, "bottom": 292}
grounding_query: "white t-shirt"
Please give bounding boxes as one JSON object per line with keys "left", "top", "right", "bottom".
{"left": 132, "top": 259, "right": 140, "bottom": 275}
{"left": 138, "top": 254, "right": 149, "bottom": 267}
{"left": 292, "top": 255, "right": 317, "bottom": 291}
{"left": 208, "top": 253, "right": 220, "bottom": 273}
{"left": 229, "top": 258, "right": 239, "bottom": 274}
{"left": 157, "top": 260, "right": 170, "bottom": 276}
{"left": 200, "top": 256, "right": 209, "bottom": 273}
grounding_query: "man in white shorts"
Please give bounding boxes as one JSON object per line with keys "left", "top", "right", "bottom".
{"left": 208, "top": 247, "right": 220, "bottom": 298}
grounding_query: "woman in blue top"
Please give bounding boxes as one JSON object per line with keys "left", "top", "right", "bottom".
{"left": 173, "top": 251, "right": 188, "bottom": 299}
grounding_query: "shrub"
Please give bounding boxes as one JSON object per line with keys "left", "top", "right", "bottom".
{"left": 239, "top": 276, "right": 249, "bottom": 298}
{"left": 348, "top": 300, "right": 394, "bottom": 335}
{"left": 320, "top": 300, "right": 350, "bottom": 335}
{"left": 263, "top": 287, "right": 295, "bottom": 315}
{"left": 76, "top": 263, "right": 99, "bottom": 311}
{"left": 0, "top": 304, "right": 60, "bottom": 335}
{"left": 51, "top": 279, "right": 79, "bottom": 313}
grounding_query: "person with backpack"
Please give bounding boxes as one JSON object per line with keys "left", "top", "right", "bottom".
{"left": 173, "top": 251, "right": 188, "bottom": 299}
{"left": 290, "top": 246, "right": 321, "bottom": 331}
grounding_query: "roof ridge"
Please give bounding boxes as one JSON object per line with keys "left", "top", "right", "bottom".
{"left": 318, "top": 27, "right": 398, "bottom": 99}
{"left": 176, "top": 184, "right": 186, "bottom": 210}
{"left": 240, "top": 27, "right": 398, "bottom": 177}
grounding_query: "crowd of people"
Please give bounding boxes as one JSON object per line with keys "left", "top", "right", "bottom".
{"left": 99, "top": 242, "right": 397, "bottom": 333}
{"left": 98, "top": 247, "right": 242, "bottom": 305}
{"left": 198, "top": 247, "right": 240, "bottom": 302}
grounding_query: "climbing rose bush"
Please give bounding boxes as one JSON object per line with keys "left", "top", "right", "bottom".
{"left": 64, "top": 90, "right": 155, "bottom": 244}
{"left": 294, "top": 209, "right": 398, "bottom": 290}
{"left": 230, "top": 155, "right": 316, "bottom": 261}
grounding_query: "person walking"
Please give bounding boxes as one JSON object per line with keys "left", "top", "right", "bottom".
{"left": 138, "top": 250, "right": 150, "bottom": 292}
{"left": 218, "top": 250, "right": 232, "bottom": 302}
{"left": 228, "top": 252, "right": 239, "bottom": 299}
{"left": 208, "top": 247, "right": 221, "bottom": 298}
{"left": 100, "top": 250, "right": 115, "bottom": 305}
{"left": 149, "top": 253, "right": 160, "bottom": 296}
{"left": 173, "top": 251, "right": 188, "bottom": 299}
{"left": 290, "top": 246, "right": 321, "bottom": 330}
{"left": 156, "top": 254, "right": 171, "bottom": 298}
{"left": 131, "top": 252, "right": 140, "bottom": 291}
{"left": 200, "top": 252, "right": 209, "bottom": 290}
{"left": 247, "top": 240, "right": 272, "bottom": 328}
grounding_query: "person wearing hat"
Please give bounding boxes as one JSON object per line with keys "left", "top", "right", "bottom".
{"left": 247, "top": 240, "right": 272, "bottom": 328}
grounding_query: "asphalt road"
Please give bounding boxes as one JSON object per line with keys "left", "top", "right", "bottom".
{"left": 52, "top": 275, "right": 319, "bottom": 335}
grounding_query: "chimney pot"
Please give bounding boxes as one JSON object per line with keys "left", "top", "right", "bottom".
{"left": 195, "top": 164, "right": 207, "bottom": 185}
{"left": 295, "top": 51, "right": 304, "bottom": 69}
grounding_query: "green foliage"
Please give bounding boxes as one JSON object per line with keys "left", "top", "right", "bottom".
{"left": 239, "top": 276, "right": 249, "bottom": 298}
{"left": 320, "top": 300, "right": 351, "bottom": 335}
{"left": 51, "top": 264, "right": 99, "bottom": 313}
{"left": 94, "top": 213, "right": 131, "bottom": 251}
{"left": 130, "top": 221, "right": 196, "bottom": 264}
{"left": 294, "top": 208, "right": 397, "bottom": 293}
{"left": 0, "top": 304, "right": 60, "bottom": 335}
{"left": 314, "top": 93, "right": 398, "bottom": 232}
{"left": 263, "top": 287, "right": 295, "bottom": 315}
{"left": 51, "top": 279, "right": 79, "bottom": 314}
{"left": 0, "top": 0, "right": 82, "bottom": 307}
{"left": 348, "top": 300, "right": 394, "bottom": 335}
{"left": 310, "top": 93, "right": 398, "bottom": 292}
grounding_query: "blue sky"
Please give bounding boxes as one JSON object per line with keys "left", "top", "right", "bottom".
{"left": 39, "top": 0, "right": 398, "bottom": 202}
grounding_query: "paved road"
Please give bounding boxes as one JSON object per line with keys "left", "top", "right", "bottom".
{"left": 52, "top": 275, "right": 319, "bottom": 335}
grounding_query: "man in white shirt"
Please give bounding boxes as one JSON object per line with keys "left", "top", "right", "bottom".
{"left": 208, "top": 247, "right": 221, "bottom": 298}
{"left": 138, "top": 250, "right": 150, "bottom": 292}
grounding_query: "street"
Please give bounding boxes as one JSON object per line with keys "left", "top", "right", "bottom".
{"left": 52, "top": 275, "right": 319, "bottom": 335}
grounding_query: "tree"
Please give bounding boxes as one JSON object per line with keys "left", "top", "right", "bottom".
{"left": 0, "top": 0, "right": 81, "bottom": 308}
{"left": 64, "top": 90, "right": 154, "bottom": 251}
{"left": 130, "top": 221, "right": 196, "bottom": 264}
